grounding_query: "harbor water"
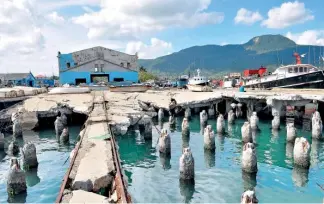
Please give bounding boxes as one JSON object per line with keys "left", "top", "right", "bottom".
{"left": 117, "top": 116, "right": 324, "bottom": 203}
{"left": 0, "top": 126, "right": 80, "bottom": 203}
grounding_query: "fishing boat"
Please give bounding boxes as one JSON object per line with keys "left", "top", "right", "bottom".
{"left": 222, "top": 72, "right": 242, "bottom": 88}
{"left": 187, "top": 69, "right": 212, "bottom": 92}
{"left": 176, "top": 75, "right": 189, "bottom": 88}
{"left": 109, "top": 84, "right": 151, "bottom": 92}
{"left": 244, "top": 53, "right": 324, "bottom": 89}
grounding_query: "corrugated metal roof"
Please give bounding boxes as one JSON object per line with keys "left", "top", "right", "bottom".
{"left": 0, "top": 73, "right": 30, "bottom": 80}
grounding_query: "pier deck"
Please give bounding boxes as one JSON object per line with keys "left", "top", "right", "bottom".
{"left": 1, "top": 88, "right": 324, "bottom": 203}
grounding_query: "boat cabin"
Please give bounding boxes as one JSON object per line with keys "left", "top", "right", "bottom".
{"left": 273, "top": 64, "right": 319, "bottom": 78}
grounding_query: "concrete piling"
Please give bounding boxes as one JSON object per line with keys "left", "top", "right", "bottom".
{"left": 286, "top": 123, "right": 297, "bottom": 143}
{"left": 182, "top": 118, "right": 190, "bottom": 138}
{"left": 179, "top": 147, "right": 195, "bottom": 180}
{"left": 208, "top": 105, "right": 215, "bottom": 117}
{"left": 241, "top": 122, "right": 252, "bottom": 143}
{"left": 250, "top": 112, "right": 259, "bottom": 130}
{"left": 242, "top": 142, "right": 258, "bottom": 173}
{"left": 158, "top": 108, "right": 164, "bottom": 121}
{"left": 158, "top": 129, "right": 171, "bottom": 156}
{"left": 312, "top": 111, "right": 323, "bottom": 140}
{"left": 236, "top": 103, "right": 243, "bottom": 118}
{"left": 228, "top": 110, "right": 235, "bottom": 124}
{"left": 8, "top": 140, "right": 19, "bottom": 155}
{"left": 204, "top": 125, "right": 215, "bottom": 150}
{"left": 60, "top": 127, "right": 70, "bottom": 144}
{"left": 13, "top": 120, "right": 23, "bottom": 138}
{"left": 184, "top": 108, "right": 191, "bottom": 119}
{"left": 241, "top": 190, "right": 258, "bottom": 204}
{"left": 216, "top": 114, "right": 225, "bottom": 133}
{"left": 21, "top": 143, "right": 38, "bottom": 170}
{"left": 200, "top": 110, "right": 208, "bottom": 126}
{"left": 0, "top": 133, "right": 4, "bottom": 150}
{"left": 293, "top": 137, "right": 310, "bottom": 168}
{"left": 7, "top": 158, "right": 27, "bottom": 196}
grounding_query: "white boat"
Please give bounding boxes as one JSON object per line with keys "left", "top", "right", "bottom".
{"left": 188, "top": 69, "right": 208, "bottom": 86}
{"left": 187, "top": 69, "right": 212, "bottom": 92}
{"left": 109, "top": 84, "right": 150, "bottom": 92}
{"left": 187, "top": 84, "right": 212, "bottom": 92}
{"left": 48, "top": 87, "right": 91, "bottom": 94}
{"left": 244, "top": 53, "right": 324, "bottom": 89}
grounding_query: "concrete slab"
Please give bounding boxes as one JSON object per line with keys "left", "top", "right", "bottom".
{"left": 84, "top": 122, "right": 109, "bottom": 140}
{"left": 72, "top": 139, "right": 115, "bottom": 192}
{"left": 68, "top": 190, "right": 109, "bottom": 203}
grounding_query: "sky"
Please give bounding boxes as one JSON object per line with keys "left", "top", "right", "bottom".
{"left": 0, "top": 0, "right": 323, "bottom": 75}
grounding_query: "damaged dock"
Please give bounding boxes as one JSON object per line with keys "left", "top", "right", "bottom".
{"left": 2, "top": 87, "right": 324, "bottom": 202}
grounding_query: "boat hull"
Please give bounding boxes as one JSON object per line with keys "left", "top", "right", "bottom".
{"left": 109, "top": 85, "right": 150, "bottom": 92}
{"left": 187, "top": 84, "right": 212, "bottom": 92}
{"left": 244, "top": 71, "right": 324, "bottom": 89}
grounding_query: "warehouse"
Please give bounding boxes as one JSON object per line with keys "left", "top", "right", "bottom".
{"left": 58, "top": 46, "right": 139, "bottom": 85}
{"left": 0, "top": 72, "right": 36, "bottom": 87}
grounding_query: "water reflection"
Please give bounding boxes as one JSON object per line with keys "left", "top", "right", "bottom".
{"left": 159, "top": 152, "right": 171, "bottom": 170}
{"left": 0, "top": 151, "right": 5, "bottom": 161}
{"left": 179, "top": 179, "right": 195, "bottom": 204}
{"left": 25, "top": 168, "right": 41, "bottom": 187}
{"left": 285, "top": 142, "right": 294, "bottom": 159}
{"left": 227, "top": 124, "right": 233, "bottom": 137}
{"left": 242, "top": 171, "right": 257, "bottom": 191}
{"left": 310, "top": 139, "right": 322, "bottom": 166}
{"left": 182, "top": 134, "right": 190, "bottom": 150}
{"left": 134, "top": 129, "right": 145, "bottom": 144}
{"left": 204, "top": 149, "right": 215, "bottom": 168}
{"left": 7, "top": 191, "right": 27, "bottom": 203}
{"left": 200, "top": 123, "right": 206, "bottom": 135}
{"left": 292, "top": 166, "right": 309, "bottom": 187}
{"left": 158, "top": 121, "right": 164, "bottom": 130}
{"left": 252, "top": 130, "right": 257, "bottom": 144}
{"left": 271, "top": 129, "right": 279, "bottom": 138}
{"left": 216, "top": 133, "right": 225, "bottom": 151}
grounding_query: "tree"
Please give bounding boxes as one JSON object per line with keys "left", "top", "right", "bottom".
{"left": 139, "top": 66, "right": 147, "bottom": 72}
{"left": 139, "top": 70, "right": 157, "bottom": 82}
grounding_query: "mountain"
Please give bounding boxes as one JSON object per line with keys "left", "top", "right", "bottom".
{"left": 139, "top": 34, "right": 323, "bottom": 76}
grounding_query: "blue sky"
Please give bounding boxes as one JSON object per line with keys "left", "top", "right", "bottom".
{"left": 0, "top": 0, "right": 323, "bottom": 74}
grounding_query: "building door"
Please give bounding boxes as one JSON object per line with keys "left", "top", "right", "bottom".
{"left": 28, "top": 80, "right": 33, "bottom": 87}
{"left": 91, "top": 74, "right": 109, "bottom": 84}
{"left": 75, "top": 78, "right": 86, "bottom": 85}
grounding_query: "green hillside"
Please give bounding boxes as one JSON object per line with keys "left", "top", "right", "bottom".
{"left": 139, "top": 34, "right": 323, "bottom": 77}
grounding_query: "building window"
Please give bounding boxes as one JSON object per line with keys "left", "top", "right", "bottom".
{"left": 114, "top": 78, "right": 124, "bottom": 82}
{"left": 294, "top": 67, "right": 298, "bottom": 73}
{"left": 127, "top": 62, "right": 131, "bottom": 68}
{"left": 304, "top": 67, "right": 308, "bottom": 72}
{"left": 288, "top": 68, "right": 293, "bottom": 73}
{"left": 299, "top": 67, "right": 303, "bottom": 73}
{"left": 120, "top": 62, "right": 124, "bottom": 67}
{"left": 95, "top": 64, "right": 98, "bottom": 68}
{"left": 74, "top": 62, "right": 78, "bottom": 66}
{"left": 67, "top": 62, "right": 71, "bottom": 68}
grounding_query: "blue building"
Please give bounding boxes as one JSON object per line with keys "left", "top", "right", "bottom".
{"left": 0, "top": 72, "right": 36, "bottom": 87}
{"left": 35, "top": 75, "right": 55, "bottom": 87}
{"left": 58, "top": 46, "right": 139, "bottom": 85}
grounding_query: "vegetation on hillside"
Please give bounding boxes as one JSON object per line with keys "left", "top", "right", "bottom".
{"left": 139, "top": 66, "right": 158, "bottom": 82}
{"left": 139, "top": 34, "right": 323, "bottom": 75}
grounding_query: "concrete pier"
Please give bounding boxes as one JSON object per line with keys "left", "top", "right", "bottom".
{"left": 2, "top": 87, "right": 324, "bottom": 202}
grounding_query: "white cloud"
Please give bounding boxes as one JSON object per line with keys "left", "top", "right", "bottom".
{"left": 126, "top": 38, "right": 173, "bottom": 59}
{"left": 46, "top": 11, "right": 65, "bottom": 24}
{"left": 0, "top": 0, "right": 45, "bottom": 55}
{"left": 234, "top": 8, "right": 263, "bottom": 25}
{"left": 262, "top": 1, "right": 314, "bottom": 29}
{"left": 82, "top": 6, "right": 94, "bottom": 13}
{"left": 38, "top": 0, "right": 100, "bottom": 12}
{"left": 72, "top": 0, "right": 224, "bottom": 39}
{"left": 286, "top": 30, "right": 324, "bottom": 46}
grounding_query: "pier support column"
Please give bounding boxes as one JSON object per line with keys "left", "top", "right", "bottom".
{"left": 158, "top": 108, "right": 164, "bottom": 121}
{"left": 0, "top": 133, "right": 4, "bottom": 151}
{"left": 208, "top": 104, "right": 215, "bottom": 117}
{"left": 7, "top": 158, "right": 27, "bottom": 196}
{"left": 21, "top": 143, "right": 38, "bottom": 170}
{"left": 184, "top": 107, "right": 191, "bottom": 119}
{"left": 139, "top": 115, "right": 152, "bottom": 140}
{"left": 225, "top": 100, "right": 232, "bottom": 114}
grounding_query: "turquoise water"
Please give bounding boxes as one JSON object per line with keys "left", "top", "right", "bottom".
{"left": 0, "top": 126, "right": 80, "bottom": 203}
{"left": 117, "top": 116, "right": 324, "bottom": 203}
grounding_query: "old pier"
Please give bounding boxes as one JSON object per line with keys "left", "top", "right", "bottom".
{"left": 1, "top": 87, "right": 324, "bottom": 202}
